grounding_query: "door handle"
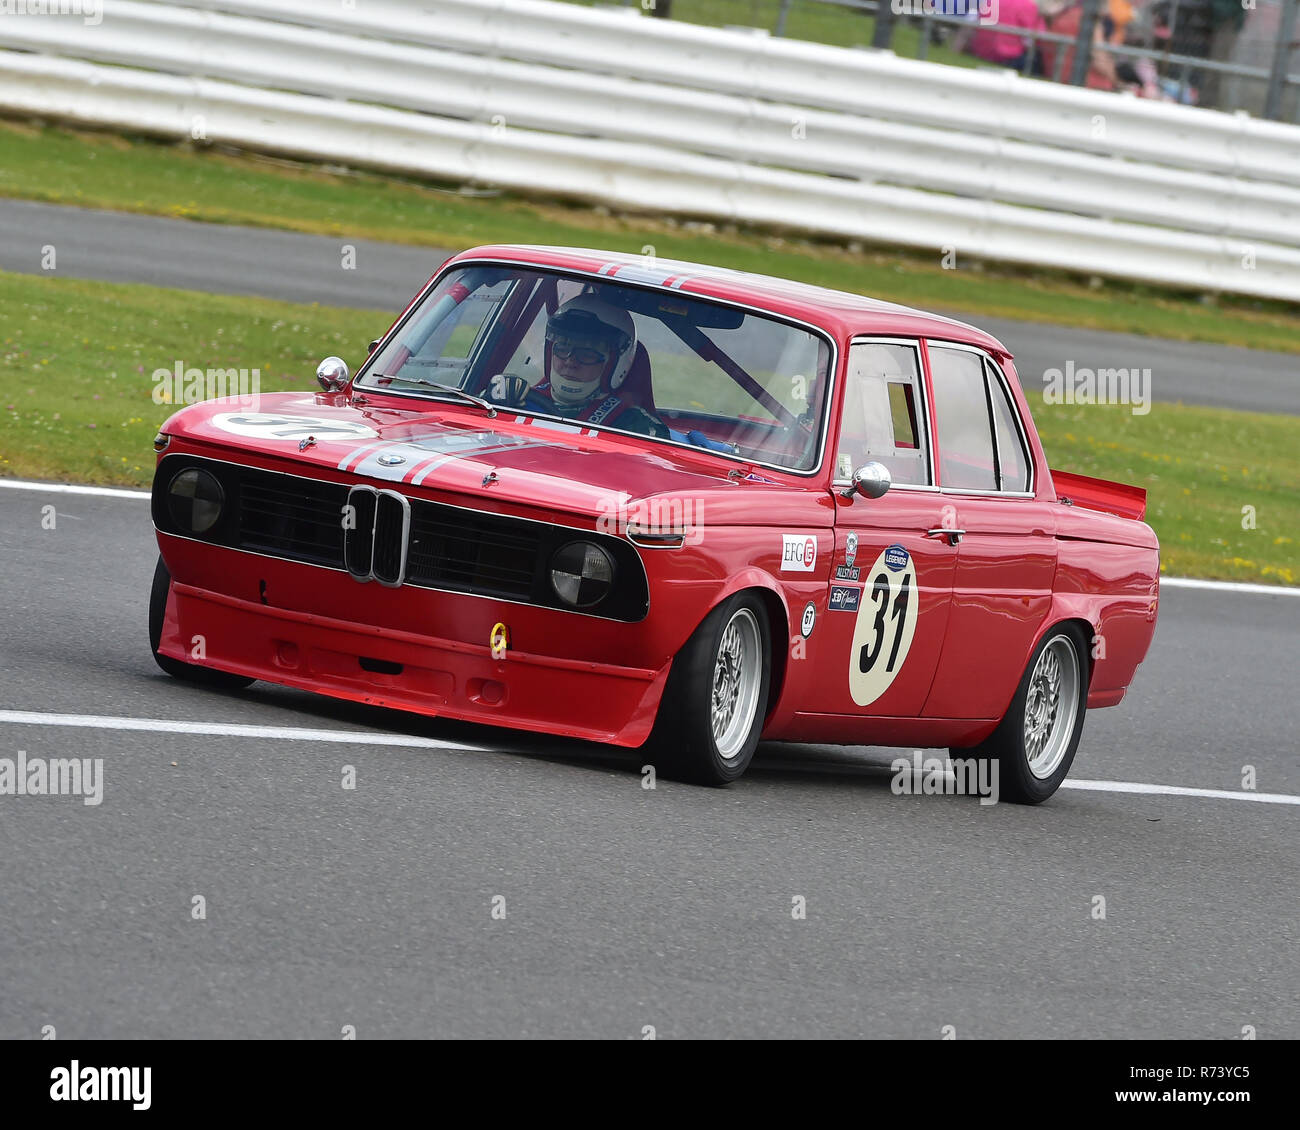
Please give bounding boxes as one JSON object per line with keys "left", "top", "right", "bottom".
{"left": 926, "top": 528, "right": 965, "bottom": 546}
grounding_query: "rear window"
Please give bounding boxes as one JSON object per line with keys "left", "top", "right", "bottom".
{"left": 928, "top": 345, "right": 997, "bottom": 491}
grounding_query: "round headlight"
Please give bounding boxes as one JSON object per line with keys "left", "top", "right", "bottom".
{"left": 550, "top": 540, "right": 615, "bottom": 609}
{"left": 167, "top": 468, "right": 224, "bottom": 534}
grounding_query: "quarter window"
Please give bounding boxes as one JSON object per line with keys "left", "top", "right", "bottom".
{"left": 986, "top": 360, "right": 1031, "bottom": 492}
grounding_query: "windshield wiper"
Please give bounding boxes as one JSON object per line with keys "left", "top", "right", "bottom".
{"left": 408, "top": 381, "right": 498, "bottom": 418}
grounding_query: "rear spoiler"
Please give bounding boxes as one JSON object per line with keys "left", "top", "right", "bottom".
{"left": 1051, "top": 469, "right": 1147, "bottom": 521}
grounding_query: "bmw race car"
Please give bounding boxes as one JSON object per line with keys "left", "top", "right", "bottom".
{"left": 150, "top": 245, "right": 1160, "bottom": 801}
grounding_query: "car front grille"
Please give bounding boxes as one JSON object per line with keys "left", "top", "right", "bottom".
{"left": 153, "top": 455, "right": 647, "bottom": 620}
{"left": 406, "top": 501, "right": 543, "bottom": 600}
{"left": 237, "top": 468, "right": 347, "bottom": 568}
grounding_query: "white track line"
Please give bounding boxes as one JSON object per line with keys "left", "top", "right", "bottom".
{"left": 0, "top": 710, "right": 481, "bottom": 752}
{"left": 1, "top": 710, "right": 1297, "bottom": 806}
{"left": 1063, "top": 779, "right": 1300, "bottom": 806}
{"left": 1, "top": 479, "right": 1296, "bottom": 597}
{"left": 1158, "top": 577, "right": 1300, "bottom": 597}
{"left": 0, "top": 479, "right": 149, "bottom": 499}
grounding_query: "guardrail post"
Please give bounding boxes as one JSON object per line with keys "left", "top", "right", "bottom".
{"left": 1069, "top": 0, "right": 1102, "bottom": 86}
{"left": 873, "top": 0, "right": 896, "bottom": 49}
{"left": 1264, "top": 0, "right": 1298, "bottom": 120}
{"left": 775, "top": 0, "right": 793, "bottom": 37}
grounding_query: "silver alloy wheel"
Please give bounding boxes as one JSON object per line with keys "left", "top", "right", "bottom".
{"left": 710, "top": 607, "right": 762, "bottom": 761}
{"left": 1023, "top": 634, "right": 1081, "bottom": 780}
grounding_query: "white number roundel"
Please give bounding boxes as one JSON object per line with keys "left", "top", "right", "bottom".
{"left": 847, "top": 545, "right": 919, "bottom": 707}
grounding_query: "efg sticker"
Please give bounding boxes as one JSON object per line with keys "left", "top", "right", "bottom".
{"left": 781, "top": 534, "right": 817, "bottom": 572}
{"left": 211, "top": 412, "right": 376, "bottom": 442}
{"left": 847, "top": 545, "right": 919, "bottom": 707}
{"left": 829, "top": 585, "right": 861, "bottom": 612}
{"left": 835, "top": 565, "right": 860, "bottom": 582}
{"left": 800, "top": 602, "right": 816, "bottom": 638}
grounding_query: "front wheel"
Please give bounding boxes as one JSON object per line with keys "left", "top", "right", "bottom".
{"left": 957, "top": 625, "right": 1089, "bottom": 805}
{"left": 646, "top": 593, "right": 772, "bottom": 786}
{"left": 149, "top": 555, "right": 254, "bottom": 690}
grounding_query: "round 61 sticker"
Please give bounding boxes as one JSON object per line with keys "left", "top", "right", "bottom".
{"left": 848, "top": 543, "right": 919, "bottom": 706}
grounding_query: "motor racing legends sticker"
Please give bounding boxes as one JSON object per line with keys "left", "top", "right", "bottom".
{"left": 800, "top": 602, "right": 816, "bottom": 638}
{"left": 781, "top": 533, "right": 817, "bottom": 572}
{"left": 829, "top": 585, "right": 861, "bottom": 612}
{"left": 210, "top": 412, "right": 376, "bottom": 442}
{"left": 848, "top": 544, "right": 919, "bottom": 706}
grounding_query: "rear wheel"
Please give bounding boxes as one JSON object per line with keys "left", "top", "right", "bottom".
{"left": 149, "top": 555, "right": 254, "bottom": 689}
{"left": 647, "top": 593, "right": 771, "bottom": 786}
{"left": 955, "top": 624, "right": 1088, "bottom": 805}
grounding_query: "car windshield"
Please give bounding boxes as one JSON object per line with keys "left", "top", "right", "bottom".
{"left": 358, "top": 265, "right": 834, "bottom": 473}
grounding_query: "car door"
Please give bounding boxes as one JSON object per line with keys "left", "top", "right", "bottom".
{"left": 920, "top": 342, "right": 1058, "bottom": 720}
{"left": 810, "top": 339, "right": 958, "bottom": 719}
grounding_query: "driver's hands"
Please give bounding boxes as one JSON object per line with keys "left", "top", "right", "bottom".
{"left": 487, "top": 372, "right": 530, "bottom": 407}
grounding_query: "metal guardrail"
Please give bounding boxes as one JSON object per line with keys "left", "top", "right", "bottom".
{"left": 623, "top": 0, "right": 1300, "bottom": 120}
{"left": 1, "top": 0, "right": 1298, "bottom": 300}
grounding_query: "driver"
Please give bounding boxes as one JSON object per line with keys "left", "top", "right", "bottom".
{"left": 499, "top": 295, "right": 669, "bottom": 438}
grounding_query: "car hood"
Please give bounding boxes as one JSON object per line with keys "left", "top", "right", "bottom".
{"left": 162, "top": 393, "right": 822, "bottom": 524}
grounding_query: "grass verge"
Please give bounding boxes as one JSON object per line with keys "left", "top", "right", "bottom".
{"left": 1, "top": 271, "right": 1294, "bottom": 584}
{"left": 3, "top": 120, "right": 1300, "bottom": 354}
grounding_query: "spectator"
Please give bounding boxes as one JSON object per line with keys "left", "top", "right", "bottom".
{"left": 964, "top": 0, "right": 1046, "bottom": 71}
{"left": 1039, "top": 0, "right": 1120, "bottom": 88}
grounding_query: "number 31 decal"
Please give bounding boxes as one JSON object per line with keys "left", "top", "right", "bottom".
{"left": 848, "top": 546, "right": 919, "bottom": 706}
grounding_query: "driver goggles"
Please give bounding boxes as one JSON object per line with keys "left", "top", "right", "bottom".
{"left": 548, "top": 338, "right": 609, "bottom": 366}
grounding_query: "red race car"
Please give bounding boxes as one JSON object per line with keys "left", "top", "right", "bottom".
{"left": 150, "top": 246, "right": 1159, "bottom": 801}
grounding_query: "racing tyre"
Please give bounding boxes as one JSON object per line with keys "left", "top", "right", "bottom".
{"left": 149, "top": 555, "right": 254, "bottom": 689}
{"left": 960, "top": 624, "right": 1088, "bottom": 805}
{"left": 648, "top": 593, "right": 771, "bottom": 787}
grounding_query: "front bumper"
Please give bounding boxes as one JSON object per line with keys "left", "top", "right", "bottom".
{"left": 158, "top": 581, "right": 670, "bottom": 746}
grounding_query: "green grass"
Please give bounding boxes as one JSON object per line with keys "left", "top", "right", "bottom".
{"left": 1, "top": 270, "right": 1295, "bottom": 585}
{"left": 4, "top": 119, "right": 1300, "bottom": 354}
{"left": 0, "top": 271, "right": 389, "bottom": 485}
{"left": 1031, "top": 401, "right": 1298, "bottom": 586}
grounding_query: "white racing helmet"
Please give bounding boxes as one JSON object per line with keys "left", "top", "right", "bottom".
{"left": 545, "top": 294, "right": 637, "bottom": 407}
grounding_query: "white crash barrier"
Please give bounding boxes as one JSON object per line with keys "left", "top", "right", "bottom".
{"left": 1, "top": 0, "right": 1298, "bottom": 299}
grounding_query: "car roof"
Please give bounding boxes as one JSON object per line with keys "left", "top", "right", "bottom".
{"left": 445, "top": 245, "right": 1012, "bottom": 357}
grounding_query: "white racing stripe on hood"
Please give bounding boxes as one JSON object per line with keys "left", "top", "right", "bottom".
{"left": 407, "top": 437, "right": 561, "bottom": 486}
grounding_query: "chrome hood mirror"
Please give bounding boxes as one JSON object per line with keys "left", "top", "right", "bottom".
{"left": 316, "top": 356, "right": 349, "bottom": 392}
{"left": 841, "top": 461, "right": 892, "bottom": 500}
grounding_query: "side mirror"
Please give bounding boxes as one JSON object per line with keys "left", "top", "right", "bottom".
{"left": 316, "top": 356, "right": 349, "bottom": 392}
{"left": 841, "top": 461, "right": 891, "bottom": 500}
{"left": 368, "top": 339, "right": 380, "bottom": 354}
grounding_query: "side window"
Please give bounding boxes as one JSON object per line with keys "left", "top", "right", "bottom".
{"left": 986, "top": 360, "right": 1031, "bottom": 492}
{"left": 927, "top": 345, "right": 997, "bottom": 491}
{"left": 837, "top": 342, "right": 930, "bottom": 486}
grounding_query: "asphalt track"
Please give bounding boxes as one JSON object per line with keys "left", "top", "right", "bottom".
{"left": 0, "top": 482, "right": 1296, "bottom": 1038}
{"left": 2, "top": 199, "right": 1297, "bottom": 416}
